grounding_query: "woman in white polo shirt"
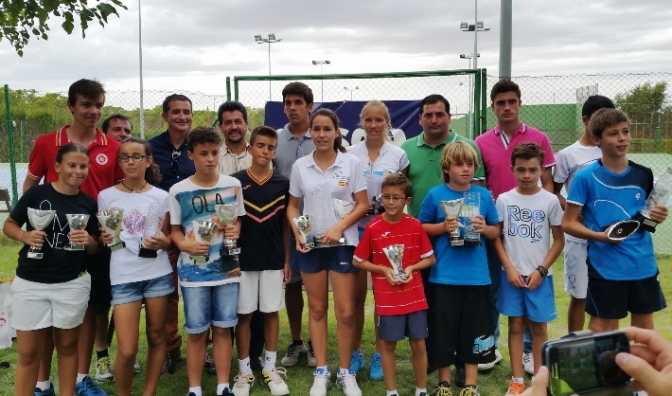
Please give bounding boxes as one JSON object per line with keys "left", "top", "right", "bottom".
{"left": 287, "top": 108, "right": 369, "bottom": 396}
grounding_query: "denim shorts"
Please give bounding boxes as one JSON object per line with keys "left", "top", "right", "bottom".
{"left": 110, "top": 273, "right": 174, "bottom": 306}
{"left": 181, "top": 282, "right": 239, "bottom": 334}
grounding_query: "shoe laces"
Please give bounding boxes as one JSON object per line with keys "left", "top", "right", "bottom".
{"left": 307, "top": 341, "right": 316, "bottom": 357}
{"left": 285, "top": 342, "right": 300, "bottom": 356}
{"left": 338, "top": 371, "right": 358, "bottom": 389}
{"left": 266, "top": 367, "right": 288, "bottom": 384}
{"left": 81, "top": 377, "right": 104, "bottom": 395}
{"left": 370, "top": 353, "right": 381, "bottom": 365}
{"left": 459, "top": 386, "right": 479, "bottom": 396}
{"left": 233, "top": 373, "right": 254, "bottom": 385}
{"left": 432, "top": 384, "right": 451, "bottom": 396}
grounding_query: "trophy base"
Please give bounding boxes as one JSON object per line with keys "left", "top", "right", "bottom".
{"left": 27, "top": 251, "right": 44, "bottom": 259}
{"left": 66, "top": 244, "right": 85, "bottom": 251}
{"left": 221, "top": 247, "right": 241, "bottom": 256}
{"left": 464, "top": 239, "right": 482, "bottom": 247}
{"left": 634, "top": 212, "right": 658, "bottom": 233}
{"left": 450, "top": 239, "right": 464, "bottom": 247}
{"left": 138, "top": 246, "right": 158, "bottom": 258}
{"left": 108, "top": 241, "right": 126, "bottom": 253}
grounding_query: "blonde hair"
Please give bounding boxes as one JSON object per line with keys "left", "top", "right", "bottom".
{"left": 440, "top": 141, "right": 479, "bottom": 183}
{"left": 360, "top": 100, "right": 392, "bottom": 141}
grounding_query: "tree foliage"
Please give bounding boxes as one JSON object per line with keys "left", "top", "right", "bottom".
{"left": 615, "top": 81, "right": 669, "bottom": 120}
{"left": 0, "top": 0, "right": 127, "bottom": 56}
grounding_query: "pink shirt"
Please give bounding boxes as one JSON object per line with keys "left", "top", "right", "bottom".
{"left": 475, "top": 123, "right": 556, "bottom": 200}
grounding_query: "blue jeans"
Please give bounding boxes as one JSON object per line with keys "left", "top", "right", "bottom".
{"left": 181, "top": 282, "right": 239, "bottom": 334}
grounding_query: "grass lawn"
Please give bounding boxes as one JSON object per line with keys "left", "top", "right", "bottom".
{"left": 0, "top": 241, "right": 670, "bottom": 395}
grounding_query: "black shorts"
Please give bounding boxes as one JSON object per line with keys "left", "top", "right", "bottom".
{"left": 87, "top": 252, "right": 112, "bottom": 311}
{"left": 430, "top": 284, "right": 494, "bottom": 367}
{"left": 586, "top": 261, "right": 666, "bottom": 319}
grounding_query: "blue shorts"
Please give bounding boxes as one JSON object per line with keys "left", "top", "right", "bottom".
{"left": 378, "top": 310, "right": 428, "bottom": 342}
{"left": 181, "top": 282, "right": 239, "bottom": 334}
{"left": 111, "top": 273, "right": 174, "bottom": 305}
{"left": 496, "top": 270, "right": 557, "bottom": 323}
{"left": 296, "top": 245, "right": 357, "bottom": 274}
{"left": 288, "top": 235, "right": 303, "bottom": 284}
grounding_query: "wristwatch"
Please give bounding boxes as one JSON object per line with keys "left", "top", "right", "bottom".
{"left": 536, "top": 266, "right": 548, "bottom": 278}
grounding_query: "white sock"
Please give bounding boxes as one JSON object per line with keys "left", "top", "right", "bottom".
{"left": 338, "top": 367, "right": 350, "bottom": 376}
{"left": 238, "top": 356, "right": 252, "bottom": 375}
{"left": 264, "top": 351, "right": 277, "bottom": 372}
{"left": 513, "top": 377, "right": 524, "bottom": 384}
{"left": 36, "top": 381, "right": 51, "bottom": 391}
{"left": 188, "top": 386, "right": 202, "bottom": 396}
{"left": 387, "top": 390, "right": 398, "bottom": 396}
{"left": 76, "top": 374, "right": 87, "bottom": 383}
{"left": 416, "top": 387, "right": 427, "bottom": 396}
{"left": 216, "top": 383, "right": 230, "bottom": 394}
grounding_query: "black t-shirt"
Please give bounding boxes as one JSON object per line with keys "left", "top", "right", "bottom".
{"left": 232, "top": 170, "right": 289, "bottom": 271}
{"left": 10, "top": 184, "right": 99, "bottom": 283}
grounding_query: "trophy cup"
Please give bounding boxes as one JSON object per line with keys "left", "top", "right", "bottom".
{"left": 191, "top": 220, "right": 219, "bottom": 263}
{"left": 367, "top": 195, "right": 383, "bottom": 215}
{"left": 293, "top": 215, "right": 315, "bottom": 248}
{"left": 97, "top": 208, "right": 125, "bottom": 252}
{"left": 462, "top": 192, "right": 481, "bottom": 246}
{"left": 65, "top": 214, "right": 89, "bottom": 251}
{"left": 215, "top": 203, "right": 241, "bottom": 273}
{"left": 139, "top": 203, "right": 165, "bottom": 258}
{"left": 382, "top": 244, "right": 406, "bottom": 281}
{"left": 334, "top": 198, "right": 354, "bottom": 219}
{"left": 635, "top": 167, "right": 672, "bottom": 232}
{"left": 26, "top": 208, "right": 56, "bottom": 259}
{"left": 439, "top": 199, "right": 464, "bottom": 246}
{"left": 604, "top": 220, "right": 640, "bottom": 242}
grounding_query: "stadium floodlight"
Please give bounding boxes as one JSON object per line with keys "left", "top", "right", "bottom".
{"left": 312, "top": 60, "right": 331, "bottom": 102}
{"left": 254, "top": 33, "right": 283, "bottom": 100}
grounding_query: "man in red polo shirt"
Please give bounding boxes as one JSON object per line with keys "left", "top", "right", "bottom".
{"left": 23, "top": 79, "right": 123, "bottom": 396}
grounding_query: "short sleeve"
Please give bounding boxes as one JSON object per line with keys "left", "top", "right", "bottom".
{"left": 473, "top": 145, "right": 486, "bottom": 180}
{"left": 566, "top": 169, "right": 588, "bottom": 207}
{"left": 540, "top": 134, "right": 556, "bottom": 168}
{"left": 553, "top": 150, "right": 569, "bottom": 184}
{"left": 548, "top": 194, "right": 563, "bottom": 226}
{"left": 168, "top": 187, "right": 183, "bottom": 226}
{"left": 9, "top": 185, "right": 36, "bottom": 226}
{"left": 234, "top": 180, "right": 246, "bottom": 217}
{"left": 495, "top": 195, "right": 506, "bottom": 222}
{"left": 398, "top": 152, "right": 410, "bottom": 172}
{"left": 353, "top": 226, "right": 371, "bottom": 262}
{"left": 27, "top": 138, "right": 47, "bottom": 181}
{"left": 416, "top": 221, "right": 434, "bottom": 258}
{"left": 289, "top": 162, "right": 304, "bottom": 198}
{"left": 85, "top": 198, "right": 100, "bottom": 237}
{"left": 482, "top": 190, "right": 499, "bottom": 225}
{"left": 350, "top": 157, "right": 367, "bottom": 194}
{"left": 417, "top": 190, "right": 438, "bottom": 224}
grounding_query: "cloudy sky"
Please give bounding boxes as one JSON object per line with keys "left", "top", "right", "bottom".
{"left": 2, "top": 0, "right": 671, "bottom": 95}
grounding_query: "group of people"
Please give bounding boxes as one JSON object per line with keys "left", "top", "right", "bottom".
{"left": 3, "top": 77, "right": 671, "bottom": 396}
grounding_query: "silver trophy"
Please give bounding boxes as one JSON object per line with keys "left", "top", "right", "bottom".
{"left": 293, "top": 215, "right": 315, "bottom": 248}
{"left": 65, "top": 214, "right": 89, "bottom": 251}
{"left": 215, "top": 203, "right": 241, "bottom": 256}
{"left": 191, "top": 220, "right": 219, "bottom": 263}
{"left": 26, "top": 208, "right": 56, "bottom": 259}
{"left": 334, "top": 198, "right": 355, "bottom": 219}
{"left": 462, "top": 192, "right": 482, "bottom": 246}
{"left": 636, "top": 166, "right": 672, "bottom": 232}
{"left": 97, "top": 208, "right": 125, "bottom": 252}
{"left": 139, "top": 203, "right": 165, "bottom": 258}
{"left": 382, "top": 244, "right": 406, "bottom": 281}
{"left": 439, "top": 199, "right": 464, "bottom": 246}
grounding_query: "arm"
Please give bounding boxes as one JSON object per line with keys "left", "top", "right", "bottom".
{"left": 2, "top": 216, "right": 43, "bottom": 246}
{"left": 22, "top": 176, "right": 39, "bottom": 193}
{"left": 470, "top": 215, "right": 501, "bottom": 240}
{"left": 142, "top": 213, "right": 173, "bottom": 251}
{"left": 400, "top": 254, "right": 436, "bottom": 284}
{"left": 170, "top": 224, "right": 210, "bottom": 257}
{"left": 283, "top": 217, "right": 291, "bottom": 284}
{"left": 553, "top": 181, "right": 567, "bottom": 210}
{"left": 542, "top": 167, "right": 554, "bottom": 193}
{"left": 526, "top": 225, "right": 565, "bottom": 290}
{"left": 286, "top": 195, "right": 309, "bottom": 253}
{"left": 493, "top": 223, "right": 526, "bottom": 288}
{"left": 561, "top": 203, "right": 610, "bottom": 243}
{"left": 321, "top": 190, "right": 369, "bottom": 244}
{"left": 422, "top": 218, "right": 457, "bottom": 238}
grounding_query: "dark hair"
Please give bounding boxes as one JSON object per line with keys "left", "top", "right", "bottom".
{"left": 309, "top": 108, "right": 346, "bottom": 153}
{"left": 56, "top": 142, "right": 88, "bottom": 163}
{"left": 119, "top": 137, "right": 162, "bottom": 186}
{"left": 582, "top": 95, "right": 615, "bottom": 119}
{"left": 162, "top": 94, "right": 192, "bottom": 113}
{"left": 419, "top": 94, "right": 450, "bottom": 115}
{"left": 589, "top": 108, "right": 630, "bottom": 139}
{"left": 282, "top": 82, "right": 314, "bottom": 105}
{"left": 101, "top": 114, "right": 132, "bottom": 133}
{"left": 381, "top": 173, "right": 412, "bottom": 198}
{"left": 217, "top": 101, "right": 248, "bottom": 125}
{"left": 511, "top": 142, "right": 545, "bottom": 167}
{"left": 187, "top": 126, "right": 222, "bottom": 152}
{"left": 490, "top": 79, "right": 521, "bottom": 102}
{"left": 249, "top": 126, "right": 278, "bottom": 146}
{"left": 67, "top": 79, "right": 105, "bottom": 106}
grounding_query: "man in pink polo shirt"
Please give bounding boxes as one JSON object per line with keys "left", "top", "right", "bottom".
{"left": 474, "top": 79, "right": 556, "bottom": 374}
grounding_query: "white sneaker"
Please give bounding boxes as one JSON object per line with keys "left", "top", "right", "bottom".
{"left": 262, "top": 367, "right": 290, "bottom": 396}
{"left": 133, "top": 360, "right": 141, "bottom": 373}
{"left": 232, "top": 372, "right": 255, "bottom": 396}
{"left": 523, "top": 352, "right": 534, "bottom": 375}
{"left": 307, "top": 341, "right": 317, "bottom": 367}
{"left": 280, "top": 341, "right": 306, "bottom": 367}
{"left": 336, "top": 369, "right": 362, "bottom": 396}
{"left": 95, "top": 356, "right": 114, "bottom": 382}
{"left": 309, "top": 367, "right": 331, "bottom": 396}
{"left": 477, "top": 348, "right": 502, "bottom": 371}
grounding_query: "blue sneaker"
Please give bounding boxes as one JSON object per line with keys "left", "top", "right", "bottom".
{"left": 74, "top": 376, "right": 107, "bottom": 396}
{"left": 350, "top": 350, "right": 364, "bottom": 373}
{"left": 369, "top": 352, "right": 383, "bottom": 380}
{"left": 34, "top": 384, "right": 55, "bottom": 396}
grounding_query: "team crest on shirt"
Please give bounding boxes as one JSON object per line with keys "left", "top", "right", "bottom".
{"left": 243, "top": 184, "right": 252, "bottom": 190}
{"left": 95, "top": 153, "right": 108, "bottom": 165}
{"left": 333, "top": 171, "right": 350, "bottom": 187}
{"left": 635, "top": 193, "right": 641, "bottom": 200}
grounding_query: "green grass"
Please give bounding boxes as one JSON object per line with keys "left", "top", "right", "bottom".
{"left": 0, "top": 244, "right": 671, "bottom": 395}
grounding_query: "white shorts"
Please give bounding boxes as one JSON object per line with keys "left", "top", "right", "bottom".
{"left": 237, "top": 270, "right": 284, "bottom": 314}
{"left": 11, "top": 273, "right": 91, "bottom": 331}
{"left": 563, "top": 239, "right": 589, "bottom": 299}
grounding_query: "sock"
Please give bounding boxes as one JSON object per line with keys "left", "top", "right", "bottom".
{"left": 36, "top": 381, "right": 51, "bottom": 391}
{"left": 387, "top": 390, "right": 398, "bottom": 396}
{"left": 96, "top": 348, "right": 109, "bottom": 360}
{"left": 264, "top": 351, "right": 277, "bottom": 372}
{"left": 416, "top": 387, "right": 427, "bottom": 396}
{"left": 512, "top": 377, "right": 524, "bottom": 384}
{"left": 338, "top": 367, "right": 350, "bottom": 376}
{"left": 216, "top": 383, "right": 230, "bottom": 394}
{"left": 76, "top": 373, "right": 87, "bottom": 383}
{"left": 188, "top": 386, "right": 202, "bottom": 396}
{"left": 238, "top": 357, "right": 252, "bottom": 375}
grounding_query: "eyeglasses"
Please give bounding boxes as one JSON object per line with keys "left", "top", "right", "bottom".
{"left": 171, "top": 150, "right": 181, "bottom": 173}
{"left": 118, "top": 154, "right": 147, "bottom": 163}
{"left": 381, "top": 195, "right": 406, "bottom": 202}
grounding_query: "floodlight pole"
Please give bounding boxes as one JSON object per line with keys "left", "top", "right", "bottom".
{"left": 255, "top": 33, "right": 282, "bottom": 101}
{"left": 460, "top": 53, "right": 480, "bottom": 139}
{"left": 138, "top": 0, "right": 145, "bottom": 138}
{"left": 312, "top": 60, "right": 331, "bottom": 102}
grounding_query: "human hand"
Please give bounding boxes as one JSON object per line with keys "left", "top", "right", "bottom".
{"left": 283, "top": 262, "right": 292, "bottom": 284}
{"left": 443, "top": 217, "right": 459, "bottom": 234}
{"left": 22, "top": 230, "right": 47, "bottom": 247}
{"left": 180, "top": 239, "right": 211, "bottom": 257}
{"left": 526, "top": 270, "right": 543, "bottom": 290}
{"left": 320, "top": 225, "right": 344, "bottom": 245}
{"left": 99, "top": 227, "right": 115, "bottom": 245}
{"left": 648, "top": 205, "right": 668, "bottom": 224}
{"left": 68, "top": 229, "right": 90, "bottom": 246}
{"left": 383, "top": 267, "right": 400, "bottom": 286}
{"left": 470, "top": 214, "right": 487, "bottom": 233}
{"left": 223, "top": 223, "right": 240, "bottom": 240}
{"left": 399, "top": 267, "right": 414, "bottom": 284}
{"left": 506, "top": 268, "right": 526, "bottom": 288}
{"left": 295, "top": 236, "right": 311, "bottom": 253}
{"left": 616, "top": 327, "right": 672, "bottom": 396}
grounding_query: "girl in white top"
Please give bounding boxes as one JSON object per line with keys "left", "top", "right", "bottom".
{"left": 347, "top": 100, "right": 410, "bottom": 377}
{"left": 98, "top": 137, "right": 173, "bottom": 396}
{"left": 287, "top": 108, "right": 369, "bottom": 396}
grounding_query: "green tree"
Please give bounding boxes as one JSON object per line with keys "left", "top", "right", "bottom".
{"left": 0, "top": 0, "right": 127, "bottom": 56}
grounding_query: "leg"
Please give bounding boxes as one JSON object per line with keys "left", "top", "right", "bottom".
{"left": 249, "top": 310, "right": 265, "bottom": 368}
{"left": 37, "top": 331, "right": 54, "bottom": 386}
{"left": 631, "top": 313, "right": 654, "bottom": 330}
{"left": 236, "top": 314, "right": 253, "bottom": 360}
{"left": 588, "top": 316, "right": 613, "bottom": 333}
{"left": 352, "top": 269, "right": 367, "bottom": 352}
{"left": 165, "top": 245, "right": 183, "bottom": 373}
{"left": 568, "top": 297, "right": 587, "bottom": 332}
{"left": 77, "top": 304, "right": 97, "bottom": 377}
{"left": 464, "top": 363, "right": 477, "bottom": 387}
{"left": 409, "top": 338, "right": 427, "bottom": 390}
{"left": 437, "top": 366, "right": 451, "bottom": 384}
{"left": 564, "top": 240, "right": 589, "bottom": 333}
{"left": 212, "top": 327, "right": 233, "bottom": 385}
{"left": 263, "top": 312, "right": 280, "bottom": 356}
{"left": 508, "top": 316, "right": 526, "bottom": 378}
{"left": 300, "top": 271, "right": 329, "bottom": 366}
{"left": 54, "top": 326, "right": 82, "bottom": 396}
{"left": 528, "top": 321, "right": 547, "bottom": 375}
{"left": 380, "top": 340, "right": 397, "bottom": 391}
{"left": 15, "top": 329, "right": 49, "bottom": 396}
{"left": 330, "top": 271, "right": 357, "bottom": 370}
{"left": 187, "top": 331, "right": 208, "bottom": 387}
{"left": 142, "top": 296, "right": 168, "bottom": 396}
{"left": 284, "top": 282, "right": 304, "bottom": 342}
{"left": 113, "top": 302, "right": 142, "bottom": 396}
{"left": 95, "top": 309, "right": 110, "bottom": 353}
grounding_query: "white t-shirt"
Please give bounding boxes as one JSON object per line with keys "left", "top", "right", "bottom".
{"left": 496, "top": 188, "right": 563, "bottom": 276}
{"left": 553, "top": 140, "right": 602, "bottom": 244}
{"left": 98, "top": 186, "right": 172, "bottom": 285}
{"left": 348, "top": 140, "right": 410, "bottom": 228}
{"left": 289, "top": 151, "right": 367, "bottom": 246}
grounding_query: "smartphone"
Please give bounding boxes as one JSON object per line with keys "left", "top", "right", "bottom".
{"left": 542, "top": 330, "right": 630, "bottom": 396}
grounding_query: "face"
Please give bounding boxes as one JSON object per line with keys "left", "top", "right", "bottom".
{"left": 118, "top": 142, "right": 151, "bottom": 180}
{"left": 284, "top": 94, "right": 313, "bottom": 126}
{"left": 187, "top": 143, "right": 219, "bottom": 175}
{"left": 219, "top": 110, "right": 247, "bottom": 145}
{"left": 362, "top": 105, "right": 389, "bottom": 142}
{"left": 592, "top": 121, "right": 631, "bottom": 158}
{"left": 105, "top": 118, "right": 132, "bottom": 142}
{"left": 491, "top": 91, "right": 521, "bottom": 124}
{"left": 310, "top": 115, "right": 339, "bottom": 153}
{"left": 512, "top": 157, "right": 542, "bottom": 191}
{"left": 162, "top": 100, "right": 193, "bottom": 134}
{"left": 68, "top": 94, "right": 104, "bottom": 129}
{"left": 419, "top": 102, "right": 451, "bottom": 140}
{"left": 444, "top": 161, "right": 475, "bottom": 187}
{"left": 381, "top": 185, "right": 411, "bottom": 218}
{"left": 249, "top": 135, "right": 277, "bottom": 167}
{"left": 55, "top": 152, "right": 89, "bottom": 187}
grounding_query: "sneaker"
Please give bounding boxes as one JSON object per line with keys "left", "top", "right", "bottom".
{"left": 162, "top": 349, "right": 182, "bottom": 374}
{"left": 505, "top": 381, "right": 526, "bottom": 396}
{"left": 205, "top": 354, "right": 217, "bottom": 376}
{"left": 262, "top": 367, "right": 290, "bottom": 396}
{"left": 350, "top": 350, "right": 364, "bottom": 373}
{"left": 368, "top": 352, "right": 383, "bottom": 380}
{"left": 34, "top": 384, "right": 55, "bottom": 396}
{"left": 433, "top": 382, "right": 452, "bottom": 396}
{"left": 133, "top": 360, "right": 141, "bottom": 373}
{"left": 336, "top": 369, "right": 362, "bottom": 396}
{"left": 306, "top": 341, "right": 317, "bottom": 367}
{"left": 477, "top": 348, "right": 502, "bottom": 371}
{"left": 309, "top": 367, "right": 331, "bottom": 396}
{"left": 522, "top": 353, "right": 534, "bottom": 375}
{"left": 280, "top": 341, "right": 306, "bottom": 367}
{"left": 74, "top": 376, "right": 107, "bottom": 396}
{"left": 232, "top": 373, "right": 255, "bottom": 396}
{"left": 95, "top": 356, "right": 114, "bottom": 382}
{"left": 218, "top": 389, "right": 232, "bottom": 396}
{"left": 459, "top": 385, "right": 480, "bottom": 396}
{"left": 186, "top": 393, "right": 196, "bottom": 396}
